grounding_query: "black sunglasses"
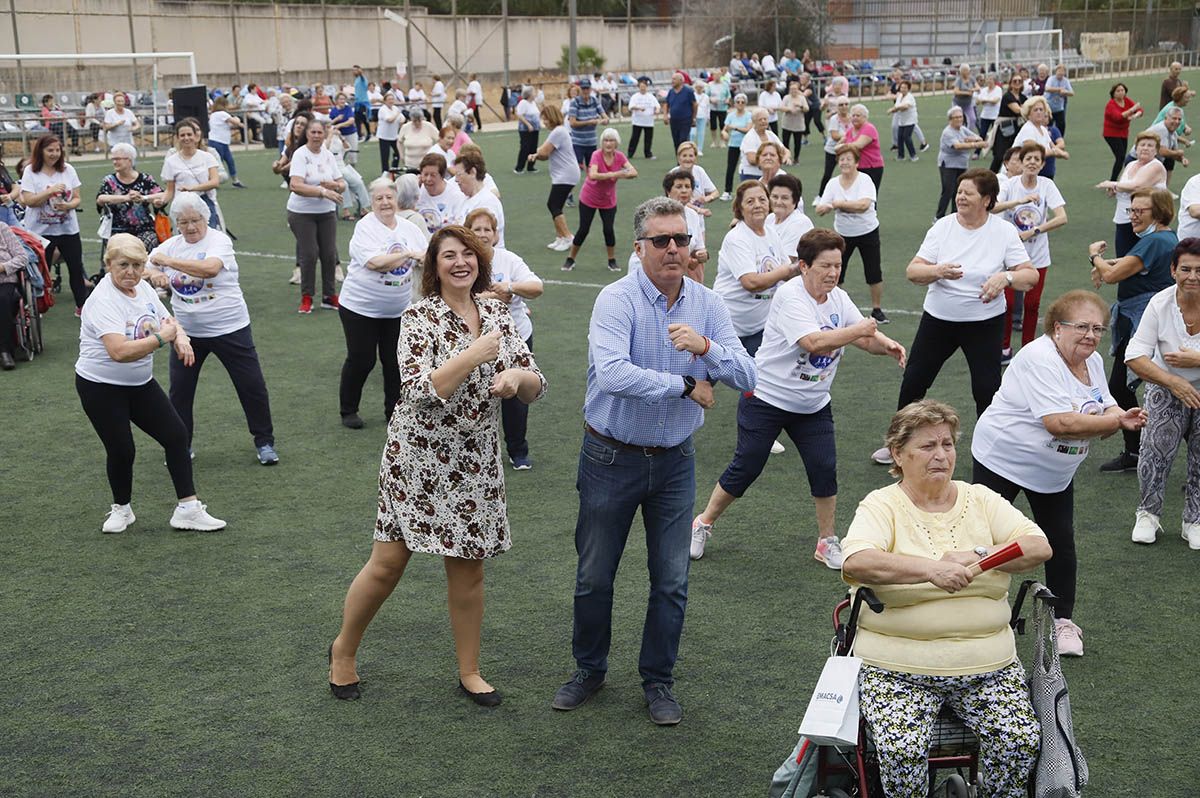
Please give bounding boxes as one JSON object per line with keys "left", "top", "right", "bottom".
{"left": 639, "top": 234, "right": 692, "bottom": 249}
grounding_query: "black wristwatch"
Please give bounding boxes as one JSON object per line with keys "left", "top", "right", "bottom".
{"left": 681, "top": 375, "right": 697, "bottom": 398}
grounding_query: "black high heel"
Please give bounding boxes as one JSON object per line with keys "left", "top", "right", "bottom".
{"left": 328, "top": 643, "right": 361, "bottom": 701}
{"left": 458, "top": 680, "right": 502, "bottom": 707}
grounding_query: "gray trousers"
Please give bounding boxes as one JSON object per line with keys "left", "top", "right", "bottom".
{"left": 1139, "top": 383, "right": 1200, "bottom": 523}
{"left": 287, "top": 210, "right": 338, "bottom": 298}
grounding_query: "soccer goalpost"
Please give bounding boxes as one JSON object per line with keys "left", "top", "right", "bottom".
{"left": 985, "top": 29, "right": 1064, "bottom": 74}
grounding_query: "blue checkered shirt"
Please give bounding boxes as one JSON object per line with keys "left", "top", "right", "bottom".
{"left": 584, "top": 268, "right": 757, "bottom": 448}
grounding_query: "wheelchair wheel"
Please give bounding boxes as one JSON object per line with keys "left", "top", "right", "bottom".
{"left": 939, "top": 773, "right": 970, "bottom": 798}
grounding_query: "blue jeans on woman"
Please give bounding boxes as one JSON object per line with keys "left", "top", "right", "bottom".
{"left": 571, "top": 430, "right": 695, "bottom": 687}
{"left": 210, "top": 140, "right": 237, "bottom": 179}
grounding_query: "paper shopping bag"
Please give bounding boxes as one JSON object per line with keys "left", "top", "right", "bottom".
{"left": 798, "top": 655, "right": 861, "bottom": 747}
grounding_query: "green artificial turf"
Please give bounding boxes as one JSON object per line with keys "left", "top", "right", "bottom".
{"left": 2, "top": 71, "right": 1199, "bottom": 797}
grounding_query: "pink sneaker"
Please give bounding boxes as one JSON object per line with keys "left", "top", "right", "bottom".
{"left": 814, "top": 536, "right": 844, "bottom": 570}
{"left": 1055, "top": 619, "right": 1084, "bottom": 657}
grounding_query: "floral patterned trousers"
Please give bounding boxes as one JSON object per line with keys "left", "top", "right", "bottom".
{"left": 859, "top": 661, "right": 1040, "bottom": 798}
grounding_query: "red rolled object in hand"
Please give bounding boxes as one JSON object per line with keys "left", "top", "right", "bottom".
{"left": 967, "top": 540, "right": 1024, "bottom": 576}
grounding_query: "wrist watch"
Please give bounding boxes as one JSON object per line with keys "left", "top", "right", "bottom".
{"left": 681, "top": 375, "right": 697, "bottom": 398}
{"left": 1004, "top": 271, "right": 1014, "bottom": 285}
{"left": 974, "top": 546, "right": 990, "bottom": 558}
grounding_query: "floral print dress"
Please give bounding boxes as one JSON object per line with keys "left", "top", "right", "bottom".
{"left": 374, "top": 294, "right": 546, "bottom": 558}
{"left": 96, "top": 171, "right": 162, "bottom": 252}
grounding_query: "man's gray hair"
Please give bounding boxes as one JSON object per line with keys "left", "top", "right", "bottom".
{"left": 168, "top": 190, "right": 209, "bottom": 225}
{"left": 632, "top": 196, "right": 686, "bottom": 241}
{"left": 1167, "top": 106, "right": 1184, "bottom": 118}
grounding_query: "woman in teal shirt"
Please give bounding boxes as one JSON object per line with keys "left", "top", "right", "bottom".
{"left": 722, "top": 93, "right": 752, "bottom": 198}
{"left": 708, "top": 78, "right": 731, "bottom": 152}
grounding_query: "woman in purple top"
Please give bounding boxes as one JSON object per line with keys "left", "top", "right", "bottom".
{"left": 562, "top": 128, "right": 638, "bottom": 273}
{"left": 846, "top": 104, "right": 885, "bottom": 191}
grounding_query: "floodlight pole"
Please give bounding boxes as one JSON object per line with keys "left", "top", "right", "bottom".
{"left": 569, "top": 0, "right": 577, "bottom": 77}
{"left": 6, "top": 0, "right": 22, "bottom": 91}
{"left": 405, "top": 0, "right": 414, "bottom": 90}
{"left": 501, "top": 0, "right": 509, "bottom": 87}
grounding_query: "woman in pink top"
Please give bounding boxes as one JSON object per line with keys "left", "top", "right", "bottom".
{"left": 562, "top": 127, "right": 638, "bottom": 272}
{"left": 447, "top": 113, "right": 472, "bottom": 154}
{"left": 846, "top": 103, "right": 885, "bottom": 191}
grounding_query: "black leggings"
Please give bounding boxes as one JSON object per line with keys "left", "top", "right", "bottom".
{"left": 379, "top": 138, "right": 399, "bottom": 174}
{"left": 898, "top": 312, "right": 1003, "bottom": 417}
{"left": 627, "top": 125, "right": 654, "bottom": 158}
{"left": 781, "top": 128, "right": 803, "bottom": 162}
{"left": 1109, "top": 314, "right": 1142, "bottom": 455}
{"left": 973, "top": 459, "right": 1077, "bottom": 619}
{"left": 515, "top": 129, "right": 540, "bottom": 172}
{"left": 76, "top": 374, "right": 195, "bottom": 505}
{"left": 44, "top": 233, "right": 87, "bottom": 309}
{"left": 724, "top": 145, "right": 741, "bottom": 193}
{"left": 819, "top": 151, "right": 837, "bottom": 196}
{"left": 805, "top": 103, "right": 825, "bottom": 135}
{"left": 547, "top": 183, "right": 573, "bottom": 219}
{"left": 168, "top": 324, "right": 274, "bottom": 448}
{"left": 573, "top": 202, "right": 617, "bottom": 248}
{"left": 837, "top": 227, "right": 882, "bottom": 286}
{"left": 338, "top": 305, "right": 402, "bottom": 419}
{"left": 502, "top": 333, "right": 533, "bottom": 459}
{"left": 989, "top": 125, "right": 1018, "bottom": 172}
{"left": 432, "top": 107, "right": 443, "bottom": 131}
{"left": 709, "top": 109, "right": 727, "bottom": 132}
{"left": 0, "top": 282, "right": 17, "bottom": 356}
{"left": 1105, "top": 136, "right": 1128, "bottom": 182}
{"left": 937, "top": 165, "right": 965, "bottom": 218}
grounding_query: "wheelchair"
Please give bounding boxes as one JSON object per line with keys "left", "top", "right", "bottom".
{"left": 11, "top": 266, "right": 44, "bottom": 362}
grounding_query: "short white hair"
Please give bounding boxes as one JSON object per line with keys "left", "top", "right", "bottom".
{"left": 947, "top": 106, "right": 965, "bottom": 119}
{"left": 850, "top": 103, "right": 869, "bottom": 118}
{"left": 168, "top": 191, "right": 209, "bottom": 224}
{"left": 394, "top": 173, "right": 420, "bottom": 209}
{"left": 600, "top": 127, "right": 621, "bottom": 146}
{"left": 110, "top": 142, "right": 137, "bottom": 162}
{"left": 368, "top": 176, "right": 396, "bottom": 198}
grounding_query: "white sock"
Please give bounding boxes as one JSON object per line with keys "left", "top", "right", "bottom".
{"left": 177, "top": 499, "right": 201, "bottom": 511}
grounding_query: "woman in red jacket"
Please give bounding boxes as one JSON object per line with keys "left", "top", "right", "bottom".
{"left": 1103, "top": 82, "right": 1144, "bottom": 181}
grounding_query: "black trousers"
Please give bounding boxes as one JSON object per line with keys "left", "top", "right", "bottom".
{"left": 1051, "top": 110, "right": 1067, "bottom": 136}
{"left": 515, "top": 129, "right": 540, "bottom": 172}
{"left": 338, "top": 305, "right": 401, "bottom": 419}
{"left": 168, "top": 324, "right": 274, "bottom": 448}
{"left": 355, "top": 103, "right": 371, "bottom": 139}
{"left": 1104, "top": 136, "right": 1128, "bottom": 182}
{"left": 937, "top": 165, "right": 965, "bottom": 218}
{"left": 989, "top": 125, "right": 1018, "bottom": 172}
{"left": 502, "top": 333, "right": 533, "bottom": 458}
{"left": 472, "top": 106, "right": 483, "bottom": 130}
{"left": 898, "top": 312, "right": 1003, "bottom": 417}
{"left": 781, "top": 128, "right": 803, "bottom": 162}
{"left": 76, "top": 374, "right": 195, "bottom": 504}
{"left": 1109, "top": 313, "right": 1142, "bottom": 455}
{"left": 973, "top": 459, "right": 1077, "bottom": 619}
{"left": 379, "top": 138, "right": 399, "bottom": 174}
{"left": 724, "top": 145, "right": 742, "bottom": 193}
{"left": 432, "top": 107, "right": 443, "bottom": 131}
{"left": 44, "top": 233, "right": 87, "bottom": 309}
{"left": 819, "top": 151, "right": 837, "bottom": 196}
{"left": 805, "top": 103, "right": 825, "bottom": 135}
{"left": 573, "top": 202, "right": 617, "bottom": 248}
{"left": 628, "top": 125, "right": 654, "bottom": 158}
{"left": 862, "top": 166, "right": 884, "bottom": 192}
{"left": 0, "top": 282, "right": 17, "bottom": 355}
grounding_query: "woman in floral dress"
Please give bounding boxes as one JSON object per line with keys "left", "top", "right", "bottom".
{"left": 328, "top": 225, "right": 546, "bottom": 707}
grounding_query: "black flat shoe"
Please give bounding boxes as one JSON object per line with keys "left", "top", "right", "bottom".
{"left": 328, "top": 644, "right": 361, "bottom": 700}
{"left": 458, "top": 680, "right": 502, "bottom": 707}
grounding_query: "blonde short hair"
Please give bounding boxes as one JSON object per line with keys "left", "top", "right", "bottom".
{"left": 104, "top": 233, "right": 149, "bottom": 267}
{"left": 884, "top": 401, "right": 961, "bottom": 478}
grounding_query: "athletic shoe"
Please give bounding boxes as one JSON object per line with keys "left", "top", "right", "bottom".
{"left": 870, "top": 307, "right": 890, "bottom": 324}
{"left": 561, "top": 258, "right": 575, "bottom": 272}
{"left": 74, "top": 306, "right": 82, "bottom": 318}
{"left": 551, "top": 237, "right": 573, "bottom": 251}
{"left": 1000, "top": 347, "right": 1013, "bottom": 366}
{"left": 232, "top": 179, "right": 247, "bottom": 188}
{"left": 510, "top": 455, "right": 532, "bottom": 470}
{"left": 690, "top": 515, "right": 713, "bottom": 560}
{"left": 335, "top": 265, "right": 345, "bottom": 283}
{"left": 647, "top": 154, "right": 657, "bottom": 160}
{"left": 720, "top": 192, "right": 732, "bottom": 202}
{"left": 771, "top": 439, "right": 786, "bottom": 454}
{"left": 102, "top": 503, "right": 135, "bottom": 534}
{"left": 289, "top": 266, "right": 301, "bottom": 285}
{"left": 1183, "top": 522, "right": 1200, "bottom": 550}
{"left": 513, "top": 169, "right": 524, "bottom": 175}
{"left": 298, "top": 295, "right": 314, "bottom": 314}
{"left": 256, "top": 444, "right": 280, "bottom": 466}
{"left": 920, "top": 142, "right": 930, "bottom": 152}
{"left": 321, "top": 294, "right": 340, "bottom": 310}
{"left": 909, "top": 156, "right": 920, "bottom": 162}
{"left": 566, "top": 195, "right": 575, "bottom": 208}
{"left": 341, "top": 413, "right": 365, "bottom": 429}
{"left": 607, "top": 259, "right": 620, "bottom": 272}
{"left": 1100, "top": 451, "right": 1138, "bottom": 473}
{"left": 547, "top": 239, "right": 561, "bottom": 250}
{"left": 170, "top": 502, "right": 227, "bottom": 532}
{"left": 1131, "top": 509, "right": 1160, "bottom": 544}
{"left": 814, "top": 536, "right": 845, "bottom": 569}
{"left": 279, "top": 181, "right": 288, "bottom": 189}
{"left": 871, "top": 446, "right": 894, "bottom": 465}
{"left": 1054, "top": 618, "right": 1084, "bottom": 657}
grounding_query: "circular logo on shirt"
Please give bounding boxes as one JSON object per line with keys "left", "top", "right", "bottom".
{"left": 808, "top": 324, "right": 837, "bottom": 369}
{"left": 132, "top": 314, "right": 160, "bottom": 339}
{"left": 421, "top": 208, "right": 443, "bottom": 234}
{"left": 1078, "top": 398, "right": 1104, "bottom": 416}
{"left": 386, "top": 241, "right": 418, "bottom": 276}
{"left": 170, "top": 272, "right": 205, "bottom": 296}
{"left": 1013, "top": 206, "right": 1040, "bottom": 232}
{"left": 758, "top": 252, "right": 781, "bottom": 274}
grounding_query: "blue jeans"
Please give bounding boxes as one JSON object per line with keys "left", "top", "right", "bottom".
{"left": 572, "top": 430, "right": 696, "bottom": 686}
{"left": 669, "top": 116, "right": 692, "bottom": 150}
{"left": 210, "top": 140, "right": 237, "bottom": 179}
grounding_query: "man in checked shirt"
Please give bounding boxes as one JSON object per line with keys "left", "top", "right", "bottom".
{"left": 551, "top": 196, "right": 756, "bottom": 726}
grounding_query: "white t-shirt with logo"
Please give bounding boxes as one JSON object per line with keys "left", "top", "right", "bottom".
{"left": 817, "top": 172, "right": 878, "bottom": 238}
{"left": 688, "top": 164, "right": 717, "bottom": 197}
{"left": 21, "top": 164, "right": 81, "bottom": 236}
{"left": 915, "top": 214, "right": 1030, "bottom": 322}
{"left": 104, "top": 108, "right": 137, "bottom": 146}
{"left": 1178, "top": 173, "right": 1200, "bottom": 241}
{"left": 376, "top": 105, "right": 403, "bottom": 140}
{"left": 208, "top": 110, "right": 234, "bottom": 145}
{"left": 768, "top": 210, "right": 814, "bottom": 261}
{"left": 456, "top": 189, "right": 505, "bottom": 247}
{"left": 161, "top": 150, "right": 219, "bottom": 201}
{"left": 287, "top": 145, "right": 341, "bottom": 214}
{"left": 489, "top": 248, "right": 542, "bottom": 341}
{"left": 738, "top": 128, "right": 785, "bottom": 178}
{"left": 417, "top": 181, "right": 465, "bottom": 235}
{"left": 758, "top": 90, "right": 783, "bottom": 123}
{"left": 628, "top": 92, "right": 659, "bottom": 127}
{"left": 997, "top": 175, "right": 1065, "bottom": 268}
{"left": 972, "top": 335, "right": 1116, "bottom": 493}
{"left": 75, "top": 275, "right": 171, "bottom": 386}
{"left": 340, "top": 213, "right": 427, "bottom": 319}
{"left": 713, "top": 221, "right": 787, "bottom": 336}
{"left": 754, "top": 280, "right": 863, "bottom": 414}
{"left": 155, "top": 228, "right": 249, "bottom": 338}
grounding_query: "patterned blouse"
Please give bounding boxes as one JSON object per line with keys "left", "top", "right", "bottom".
{"left": 96, "top": 171, "right": 162, "bottom": 251}
{"left": 374, "top": 294, "right": 546, "bottom": 558}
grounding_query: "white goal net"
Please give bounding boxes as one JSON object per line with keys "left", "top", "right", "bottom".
{"left": 986, "top": 29, "right": 1064, "bottom": 77}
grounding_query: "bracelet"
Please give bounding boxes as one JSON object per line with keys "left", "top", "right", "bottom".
{"left": 700, "top": 336, "right": 711, "bottom": 357}
{"left": 153, "top": 333, "right": 165, "bottom": 349}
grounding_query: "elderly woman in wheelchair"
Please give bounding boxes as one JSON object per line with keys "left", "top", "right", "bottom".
{"left": 840, "top": 400, "right": 1052, "bottom": 798}
{"left": 0, "top": 219, "right": 30, "bottom": 370}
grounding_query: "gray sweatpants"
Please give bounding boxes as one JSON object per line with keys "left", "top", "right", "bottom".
{"left": 287, "top": 210, "right": 338, "bottom": 298}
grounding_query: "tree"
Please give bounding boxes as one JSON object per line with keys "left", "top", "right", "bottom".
{"left": 558, "top": 45, "right": 607, "bottom": 73}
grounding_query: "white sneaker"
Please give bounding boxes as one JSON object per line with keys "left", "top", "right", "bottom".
{"left": 170, "top": 501, "right": 227, "bottom": 532}
{"left": 335, "top": 264, "right": 346, "bottom": 283}
{"left": 871, "top": 446, "right": 894, "bottom": 465}
{"left": 771, "top": 439, "right": 786, "bottom": 454}
{"left": 690, "top": 515, "right": 713, "bottom": 560}
{"left": 720, "top": 192, "right": 732, "bottom": 202}
{"left": 279, "top": 180, "right": 288, "bottom": 189}
{"left": 553, "top": 237, "right": 574, "bottom": 251}
{"left": 1183, "top": 522, "right": 1200, "bottom": 550}
{"left": 1054, "top": 618, "right": 1084, "bottom": 657}
{"left": 546, "top": 239, "right": 561, "bottom": 250}
{"left": 288, "top": 266, "right": 301, "bottom": 285}
{"left": 102, "top": 503, "right": 135, "bottom": 534}
{"left": 814, "top": 536, "right": 844, "bottom": 569}
{"left": 1131, "top": 509, "right": 1160, "bottom": 544}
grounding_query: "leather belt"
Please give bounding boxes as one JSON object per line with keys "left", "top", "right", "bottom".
{"left": 585, "top": 424, "right": 669, "bottom": 456}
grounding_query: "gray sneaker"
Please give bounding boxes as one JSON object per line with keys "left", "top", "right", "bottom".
{"left": 644, "top": 682, "right": 682, "bottom": 725}
{"left": 552, "top": 669, "right": 605, "bottom": 710}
